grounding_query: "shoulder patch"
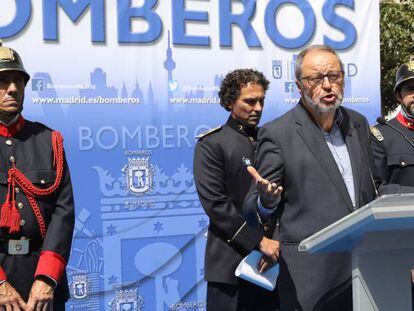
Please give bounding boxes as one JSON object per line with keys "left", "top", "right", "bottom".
{"left": 196, "top": 126, "right": 222, "bottom": 140}
{"left": 370, "top": 126, "right": 384, "bottom": 142}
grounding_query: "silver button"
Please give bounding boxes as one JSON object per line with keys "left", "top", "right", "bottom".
{"left": 15, "top": 243, "right": 22, "bottom": 251}
{"left": 401, "top": 161, "right": 406, "bottom": 166}
{"left": 14, "top": 187, "right": 20, "bottom": 194}
{"left": 17, "top": 202, "right": 23, "bottom": 209}
{"left": 20, "top": 219, "right": 25, "bottom": 226}
{"left": 5, "top": 139, "right": 12, "bottom": 146}
{"left": 9, "top": 156, "right": 15, "bottom": 163}
{"left": 40, "top": 179, "right": 46, "bottom": 184}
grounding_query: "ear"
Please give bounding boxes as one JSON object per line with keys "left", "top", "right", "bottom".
{"left": 395, "top": 91, "right": 402, "bottom": 103}
{"left": 295, "top": 80, "right": 302, "bottom": 95}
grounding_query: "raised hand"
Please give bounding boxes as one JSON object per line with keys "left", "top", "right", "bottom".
{"left": 247, "top": 166, "right": 283, "bottom": 204}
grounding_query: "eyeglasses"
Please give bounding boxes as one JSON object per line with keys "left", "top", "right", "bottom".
{"left": 299, "top": 71, "right": 344, "bottom": 87}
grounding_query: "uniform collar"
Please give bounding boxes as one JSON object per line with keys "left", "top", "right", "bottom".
{"left": 0, "top": 115, "right": 25, "bottom": 137}
{"left": 396, "top": 111, "right": 414, "bottom": 130}
{"left": 226, "top": 116, "right": 258, "bottom": 139}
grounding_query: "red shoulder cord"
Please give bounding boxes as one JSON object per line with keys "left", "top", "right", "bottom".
{"left": 0, "top": 131, "right": 64, "bottom": 239}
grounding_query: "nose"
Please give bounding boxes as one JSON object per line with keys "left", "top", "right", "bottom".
{"left": 253, "top": 100, "right": 263, "bottom": 112}
{"left": 7, "top": 81, "right": 18, "bottom": 94}
{"left": 321, "top": 76, "right": 332, "bottom": 90}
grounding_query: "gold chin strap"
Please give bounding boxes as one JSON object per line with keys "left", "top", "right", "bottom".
{"left": 409, "top": 56, "right": 414, "bottom": 72}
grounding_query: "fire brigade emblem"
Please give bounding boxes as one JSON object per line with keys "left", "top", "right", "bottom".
{"left": 72, "top": 274, "right": 89, "bottom": 300}
{"left": 126, "top": 158, "right": 154, "bottom": 195}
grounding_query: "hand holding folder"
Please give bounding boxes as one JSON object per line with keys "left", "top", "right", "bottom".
{"left": 235, "top": 250, "right": 279, "bottom": 291}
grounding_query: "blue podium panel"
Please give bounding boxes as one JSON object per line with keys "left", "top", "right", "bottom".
{"left": 299, "top": 194, "right": 414, "bottom": 311}
{"left": 299, "top": 194, "right": 414, "bottom": 254}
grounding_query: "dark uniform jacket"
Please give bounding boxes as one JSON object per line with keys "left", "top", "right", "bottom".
{"left": 0, "top": 117, "right": 74, "bottom": 307}
{"left": 193, "top": 117, "right": 269, "bottom": 285}
{"left": 371, "top": 114, "right": 414, "bottom": 187}
{"left": 244, "top": 103, "right": 378, "bottom": 310}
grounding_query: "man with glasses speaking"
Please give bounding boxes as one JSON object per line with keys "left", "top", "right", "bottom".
{"left": 244, "top": 45, "right": 379, "bottom": 310}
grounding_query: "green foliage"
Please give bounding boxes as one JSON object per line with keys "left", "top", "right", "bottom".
{"left": 380, "top": 0, "right": 414, "bottom": 115}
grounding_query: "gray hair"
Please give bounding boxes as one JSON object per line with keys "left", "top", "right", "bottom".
{"left": 294, "top": 45, "right": 343, "bottom": 80}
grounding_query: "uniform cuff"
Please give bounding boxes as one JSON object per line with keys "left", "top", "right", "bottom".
{"left": 35, "top": 251, "right": 66, "bottom": 283}
{"left": 230, "top": 221, "right": 263, "bottom": 255}
{"left": 0, "top": 267, "right": 6, "bottom": 281}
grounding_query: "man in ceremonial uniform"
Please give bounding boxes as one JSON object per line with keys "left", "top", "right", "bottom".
{"left": 371, "top": 56, "right": 414, "bottom": 188}
{"left": 370, "top": 56, "right": 414, "bottom": 308}
{"left": 0, "top": 44, "right": 74, "bottom": 310}
{"left": 193, "top": 69, "right": 279, "bottom": 310}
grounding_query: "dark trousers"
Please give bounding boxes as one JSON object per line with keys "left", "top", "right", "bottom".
{"left": 207, "top": 280, "right": 279, "bottom": 311}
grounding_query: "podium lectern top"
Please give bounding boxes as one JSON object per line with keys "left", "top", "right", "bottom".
{"left": 299, "top": 194, "right": 414, "bottom": 254}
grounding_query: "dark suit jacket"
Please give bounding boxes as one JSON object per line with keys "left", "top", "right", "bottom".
{"left": 244, "top": 103, "right": 377, "bottom": 310}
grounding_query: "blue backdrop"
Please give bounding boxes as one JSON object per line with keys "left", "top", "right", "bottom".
{"left": 0, "top": 1, "right": 381, "bottom": 310}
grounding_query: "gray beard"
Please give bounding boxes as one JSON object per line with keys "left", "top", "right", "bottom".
{"left": 303, "top": 89, "right": 342, "bottom": 113}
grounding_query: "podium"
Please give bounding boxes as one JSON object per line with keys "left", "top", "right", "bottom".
{"left": 299, "top": 194, "right": 414, "bottom": 311}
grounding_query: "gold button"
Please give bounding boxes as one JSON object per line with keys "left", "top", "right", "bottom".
{"left": 264, "top": 225, "right": 269, "bottom": 232}
{"left": 9, "top": 156, "right": 15, "bottom": 163}
{"left": 20, "top": 219, "right": 25, "bottom": 226}
{"left": 401, "top": 161, "right": 406, "bottom": 166}
{"left": 249, "top": 137, "right": 254, "bottom": 142}
{"left": 40, "top": 179, "right": 46, "bottom": 184}
{"left": 5, "top": 139, "right": 12, "bottom": 146}
{"left": 14, "top": 187, "right": 20, "bottom": 194}
{"left": 17, "top": 202, "right": 23, "bottom": 209}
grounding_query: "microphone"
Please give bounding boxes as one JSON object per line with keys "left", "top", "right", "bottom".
{"left": 368, "top": 166, "right": 380, "bottom": 199}
{"left": 376, "top": 117, "right": 414, "bottom": 150}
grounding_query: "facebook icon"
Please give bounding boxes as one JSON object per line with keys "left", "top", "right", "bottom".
{"left": 284, "top": 82, "right": 295, "bottom": 93}
{"left": 31, "top": 79, "right": 44, "bottom": 92}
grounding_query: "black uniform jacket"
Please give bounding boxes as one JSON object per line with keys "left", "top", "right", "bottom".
{"left": 371, "top": 115, "right": 414, "bottom": 187}
{"left": 244, "top": 103, "right": 378, "bottom": 310}
{"left": 0, "top": 118, "right": 75, "bottom": 303}
{"left": 194, "top": 117, "right": 268, "bottom": 285}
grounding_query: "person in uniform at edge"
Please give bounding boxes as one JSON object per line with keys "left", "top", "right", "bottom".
{"left": 370, "top": 56, "right": 414, "bottom": 308}
{"left": 0, "top": 44, "right": 75, "bottom": 310}
{"left": 243, "top": 44, "right": 392, "bottom": 310}
{"left": 371, "top": 56, "right": 414, "bottom": 188}
{"left": 193, "top": 69, "right": 279, "bottom": 311}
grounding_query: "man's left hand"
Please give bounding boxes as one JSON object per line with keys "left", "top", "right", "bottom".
{"left": 26, "top": 279, "right": 54, "bottom": 311}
